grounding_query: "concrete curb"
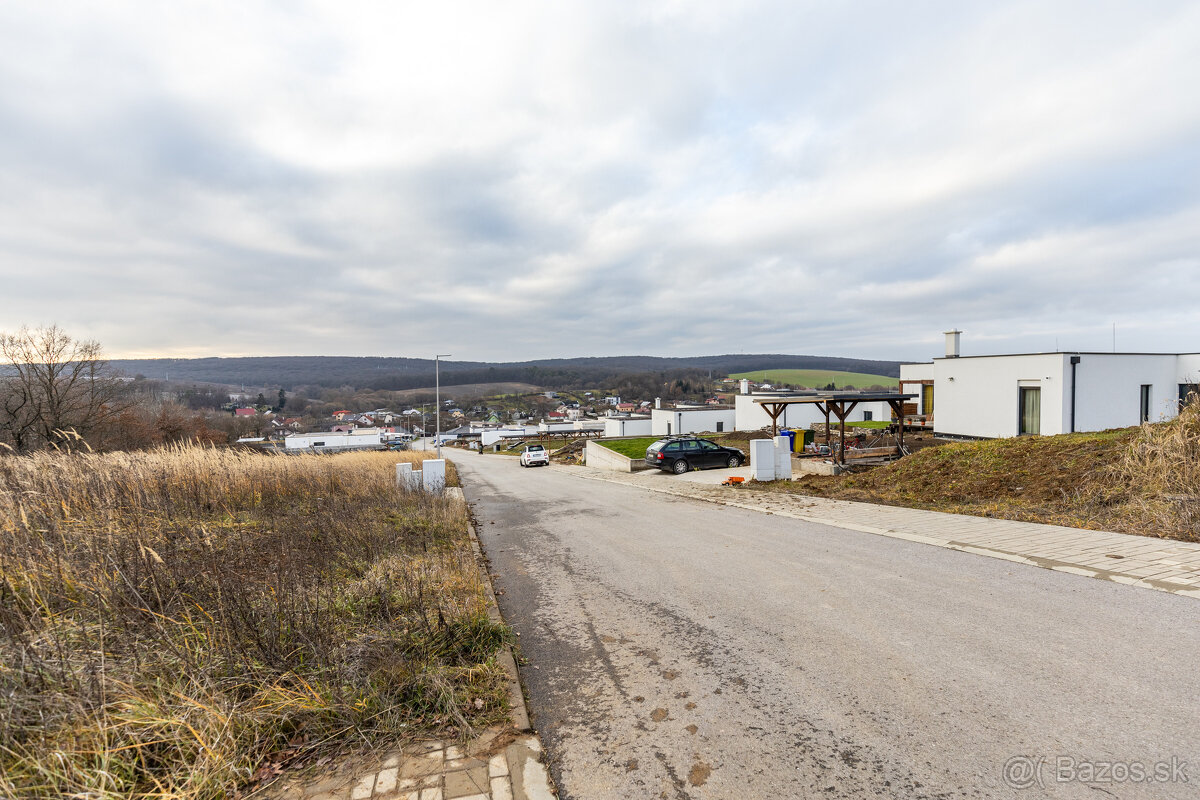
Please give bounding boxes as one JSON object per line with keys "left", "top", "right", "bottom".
{"left": 450, "top": 487, "right": 533, "bottom": 733}
{"left": 554, "top": 466, "right": 1200, "bottom": 601}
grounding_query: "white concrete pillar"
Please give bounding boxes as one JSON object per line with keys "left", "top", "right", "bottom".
{"left": 751, "top": 439, "right": 775, "bottom": 481}
{"left": 421, "top": 459, "right": 447, "bottom": 493}
{"left": 396, "top": 462, "right": 423, "bottom": 491}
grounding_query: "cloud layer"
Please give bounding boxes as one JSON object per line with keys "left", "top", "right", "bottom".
{"left": 1, "top": 1, "right": 1198, "bottom": 362}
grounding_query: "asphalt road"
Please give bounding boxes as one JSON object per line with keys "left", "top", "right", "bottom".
{"left": 447, "top": 450, "right": 1200, "bottom": 800}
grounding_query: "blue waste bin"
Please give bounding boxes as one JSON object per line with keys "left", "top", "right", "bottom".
{"left": 780, "top": 430, "right": 796, "bottom": 451}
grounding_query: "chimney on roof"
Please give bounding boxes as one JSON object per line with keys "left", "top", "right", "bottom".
{"left": 655, "top": 397, "right": 662, "bottom": 409}
{"left": 739, "top": 379, "right": 750, "bottom": 395}
{"left": 944, "top": 329, "right": 962, "bottom": 358}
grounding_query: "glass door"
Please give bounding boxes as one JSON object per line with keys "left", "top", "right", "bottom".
{"left": 1019, "top": 387, "right": 1041, "bottom": 435}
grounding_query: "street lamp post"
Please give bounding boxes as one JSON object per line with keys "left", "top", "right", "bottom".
{"left": 435, "top": 354, "right": 451, "bottom": 457}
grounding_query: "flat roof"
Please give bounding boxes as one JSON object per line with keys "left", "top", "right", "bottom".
{"left": 930, "top": 351, "right": 1200, "bottom": 360}
{"left": 753, "top": 391, "right": 916, "bottom": 404}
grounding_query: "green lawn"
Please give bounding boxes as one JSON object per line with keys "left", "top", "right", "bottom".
{"left": 729, "top": 368, "right": 896, "bottom": 389}
{"left": 844, "top": 420, "right": 892, "bottom": 429}
{"left": 593, "top": 437, "right": 660, "bottom": 459}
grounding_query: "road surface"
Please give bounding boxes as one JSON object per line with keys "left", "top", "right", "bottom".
{"left": 447, "top": 450, "right": 1200, "bottom": 799}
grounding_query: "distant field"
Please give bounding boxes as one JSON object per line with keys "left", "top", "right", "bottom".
{"left": 729, "top": 369, "right": 896, "bottom": 389}
{"left": 392, "top": 381, "right": 541, "bottom": 399}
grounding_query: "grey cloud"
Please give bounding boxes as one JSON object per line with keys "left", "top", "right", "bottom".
{"left": 1, "top": 1, "right": 1199, "bottom": 361}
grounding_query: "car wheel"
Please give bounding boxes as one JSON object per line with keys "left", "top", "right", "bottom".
{"left": 672, "top": 459, "right": 689, "bottom": 475}
{"left": 727, "top": 455, "right": 742, "bottom": 468}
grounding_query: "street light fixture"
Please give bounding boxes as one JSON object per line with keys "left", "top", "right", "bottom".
{"left": 435, "top": 354, "right": 451, "bottom": 457}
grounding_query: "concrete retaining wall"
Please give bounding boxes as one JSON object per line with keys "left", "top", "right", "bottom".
{"left": 796, "top": 459, "right": 842, "bottom": 476}
{"left": 586, "top": 440, "right": 652, "bottom": 472}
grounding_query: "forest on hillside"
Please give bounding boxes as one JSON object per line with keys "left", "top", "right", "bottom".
{"left": 111, "top": 353, "right": 902, "bottom": 391}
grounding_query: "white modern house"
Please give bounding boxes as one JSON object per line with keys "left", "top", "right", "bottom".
{"left": 901, "top": 331, "right": 1200, "bottom": 439}
{"left": 603, "top": 416, "right": 653, "bottom": 437}
{"left": 732, "top": 380, "right": 893, "bottom": 431}
{"left": 284, "top": 429, "right": 386, "bottom": 451}
{"left": 650, "top": 406, "right": 736, "bottom": 436}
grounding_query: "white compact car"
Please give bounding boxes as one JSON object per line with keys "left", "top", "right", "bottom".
{"left": 519, "top": 444, "right": 550, "bottom": 467}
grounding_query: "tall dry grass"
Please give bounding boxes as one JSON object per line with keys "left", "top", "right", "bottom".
{"left": 1095, "top": 397, "right": 1200, "bottom": 540}
{"left": 0, "top": 445, "right": 508, "bottom": 799}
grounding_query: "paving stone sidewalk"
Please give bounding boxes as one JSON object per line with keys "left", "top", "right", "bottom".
{"left": 260, "top": 729, "right": 553, "bottom": 800}
{"left": 558, "top": 464, "right": 1200, "bottom": 599}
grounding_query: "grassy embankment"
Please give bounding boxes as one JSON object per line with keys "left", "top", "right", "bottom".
{"left": 752, "top": 402, "right": 1200, "bottom": 542}
{"left": 0, "top": 446, "right": 509, "bottom": 799}
{"left": 729, "top": 368, "right": 896, "bottom": 389}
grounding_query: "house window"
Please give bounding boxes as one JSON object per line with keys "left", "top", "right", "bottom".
{"left": 1140, "top": 384, "right": 1152, "bottom": 423}
{"left": 1179, "top": 384, "right": 1199, "bottom": 408}
{"left": 716, "top": 421, "right": 724, "bottom": 432}
{"left": 921, "top": 385, "right": 934, "bottom": 415}
{"left": 667, "top": 423, "right": 672, "bottom": 435}
{"left": 862, "top": 411, "right": 873, "bottom": 421}
{"left": 1018, "top": 387, "right": 1041, "bottom": 435}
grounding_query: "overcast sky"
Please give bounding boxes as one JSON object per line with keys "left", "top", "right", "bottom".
{"left": 1, "top": 2, "right": 1198, "bottom": 363}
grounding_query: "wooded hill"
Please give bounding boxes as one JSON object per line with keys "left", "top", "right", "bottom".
{"left": 110, "top": 354, "right": 902, "bottom": 391}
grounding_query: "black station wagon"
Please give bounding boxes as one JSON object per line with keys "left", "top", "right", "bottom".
{"left": 645, "top": 436, "right": 745, "bottom": 474}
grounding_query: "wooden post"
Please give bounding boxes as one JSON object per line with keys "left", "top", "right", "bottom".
{"left": 763, "top": 402, "right": 786, "bottom": 437}
{"left": 888, "top": 399, "right": 905, "bottom": 453}
{"left": 830, "top": 401, "right": 859, "bottom": 465}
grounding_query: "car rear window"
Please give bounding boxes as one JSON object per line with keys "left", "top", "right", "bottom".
{"left": 528, "top": 445, "right": 544, "bottom": 451}
{"left": 647, "top": 442, "right": 665, "bottom": 452}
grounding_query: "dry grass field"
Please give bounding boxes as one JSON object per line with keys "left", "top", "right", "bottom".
{"left": 0, "top": 446, "right": 509, "bottom": 799}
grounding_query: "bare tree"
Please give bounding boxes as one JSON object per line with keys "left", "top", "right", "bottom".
{"left": 0, "top": 325, "right": 126, "bottom": 452}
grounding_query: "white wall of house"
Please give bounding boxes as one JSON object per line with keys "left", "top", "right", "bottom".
{"left": 651, "top": 408, "right": 736, "bottom": 436}
{"left": 735, "top": 394, "right": 824, "bottom": 430}
{"left": 932, "top": 353, "right": 1066, "bottom": 439}
{"left": 603, "top": 417, "right": 653, "bottom": 438}
{"left": 481, "top": 427, "right": 540, "bottom": 447}
{"left": 734, "top": 394, "right": 892, "bottom": 431}
{"left": 1174, "top": 354, "right": 1200, "bottom": 403}
{"left": 284, "top": 430, "right": 383, "bottom": 450}
{"left": 924, "top": 351, "right": 1200, "bottom": 439}
{"left": 1071, "top": 354, "right": 1182, "bottom": 430}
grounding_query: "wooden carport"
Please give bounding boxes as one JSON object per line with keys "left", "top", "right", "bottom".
{"left": 754, "top": 391, "right": 918, "bottom": 466}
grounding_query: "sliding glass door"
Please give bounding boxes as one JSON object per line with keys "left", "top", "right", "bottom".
{"left": 1019, "top": 387, "right": 1041, "bottom": 435}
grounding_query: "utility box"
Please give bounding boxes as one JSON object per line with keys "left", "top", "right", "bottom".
{"left": 773, "top": 436, "right": 793, "bottom": 480}
{"left": 421, "top": 459, "right": 447, "bottom": 493}
{"left": 751, "top": 439, "right": 775, "bottom": 481}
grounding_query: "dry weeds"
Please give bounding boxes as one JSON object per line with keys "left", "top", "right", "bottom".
{"left": 0, "top": 445, "right": 507, "bottom": 799}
